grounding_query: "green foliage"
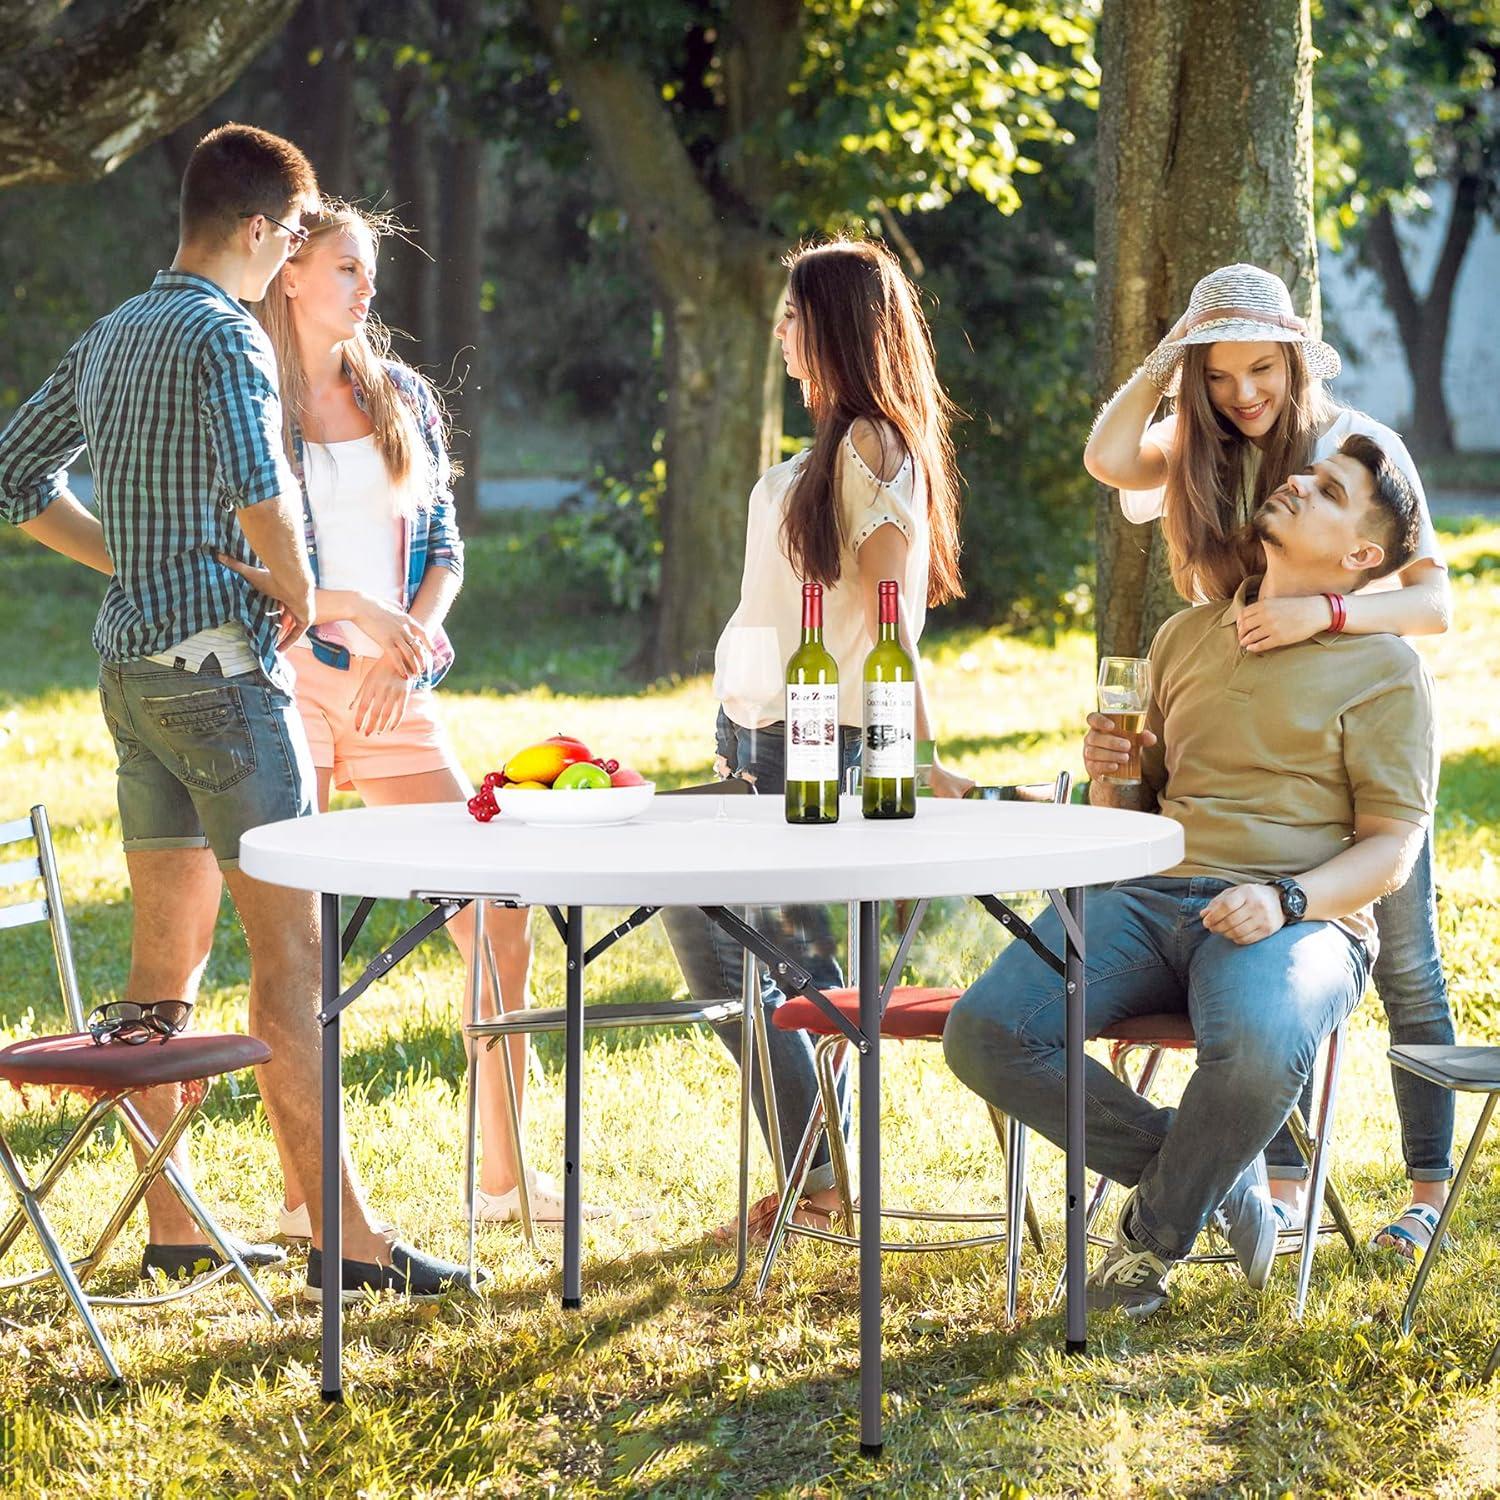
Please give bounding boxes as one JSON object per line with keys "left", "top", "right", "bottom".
{"left": 787, "top": 0, "right": 1099, "bottom": 224}
{"left": 1314, "top": 0, "right": 1500, "bottom": 249}
{"left": 0, "top": 157, "right": 178, "bottom": 411}
{"left": 543, "top": 452, "right": 665, "bottom": 614}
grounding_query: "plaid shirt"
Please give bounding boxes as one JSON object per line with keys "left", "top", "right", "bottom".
{"left": 294, "top": 361, "right": 463, "bottom": 690}
{"left": 0, "top": 270, "right": 300, "bottom": 683}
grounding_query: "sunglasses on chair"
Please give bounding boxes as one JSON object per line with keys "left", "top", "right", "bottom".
{"left": 87, "top": 1000, "right": 193, "bottom": 1046}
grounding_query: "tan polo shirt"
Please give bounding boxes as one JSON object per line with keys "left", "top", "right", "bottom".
{"left": 1140, "top": 577, "right": 1436, "bottom": 952}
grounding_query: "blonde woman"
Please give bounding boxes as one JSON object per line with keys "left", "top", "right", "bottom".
{"left": 227, "top": 202, "right": 586, "bottom": 1228}
{"left": 1083, "top": 263, "right": 1455, "bottom": 1260}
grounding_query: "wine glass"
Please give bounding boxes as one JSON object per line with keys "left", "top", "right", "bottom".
{"left": 1096, "top": 656, "right": 1151, "bottom": 784}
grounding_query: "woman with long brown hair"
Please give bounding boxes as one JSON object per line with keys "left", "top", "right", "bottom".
{"left": 1082, "top": 262, "right": 1455, "bottom": 1264}
{"left": 664, "top": 237, "right": 972, "bottom": 1240}
{"left": 225, "top": 201, "right": 590, "bottom": 1233}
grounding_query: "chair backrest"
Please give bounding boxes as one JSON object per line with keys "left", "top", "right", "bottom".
{"left": 967, "top": 771, "right": 1073, "bottom": 805}
{"left": 0, "top": 805, "right": 86, "bottom": 1031}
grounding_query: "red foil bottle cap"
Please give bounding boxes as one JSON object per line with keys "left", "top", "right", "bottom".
{"left": 878, "top": 578, "right": 899, "bottom": 624}
{"left": 801, "top": 580, "right": 823, "bottom": 627}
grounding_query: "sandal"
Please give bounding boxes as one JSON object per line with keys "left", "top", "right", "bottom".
{"left": 712, "top": 1191, "right": 839, "bottom": 1246}
{"left": 1370, "top": 1202, "right": 1449, "bottom": 1263}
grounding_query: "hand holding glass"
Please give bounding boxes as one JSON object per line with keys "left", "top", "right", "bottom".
{"left": 1096, "top": 657, "right": 1151, "bottom": 783}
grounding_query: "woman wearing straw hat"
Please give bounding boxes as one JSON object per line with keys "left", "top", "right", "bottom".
{"left": 1082, "top": 262, "right": 1455, "bottom": 1264}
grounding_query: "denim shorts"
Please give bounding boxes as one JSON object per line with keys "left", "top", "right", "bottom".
{"left": 98, "top": 657, "right": 315, "bottom": 871}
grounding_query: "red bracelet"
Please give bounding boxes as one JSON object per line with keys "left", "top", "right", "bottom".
{"left": 1323, "top": 593, "right": 1346, "bottom": 634}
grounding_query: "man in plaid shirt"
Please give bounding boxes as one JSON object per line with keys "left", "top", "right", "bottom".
{"left": 0, "top": 124, "right": 473, "bottom": 1301}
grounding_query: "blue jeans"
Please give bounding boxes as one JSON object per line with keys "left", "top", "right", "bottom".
{"left": 1265, "top": 833, "right": 1455, "bottom": 1183}
{"left": 660, "top": 708, "right": 862, "bottom": 1195}
{"left": 98, "top": 657, "right": 314, "bottom": 871}
{"left": 943, "top": 877, "right": 1369, "bottom": 1262}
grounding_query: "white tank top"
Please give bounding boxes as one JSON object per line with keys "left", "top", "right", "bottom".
{"left": 301, "top": 434, "right": 405, "bottom": 657}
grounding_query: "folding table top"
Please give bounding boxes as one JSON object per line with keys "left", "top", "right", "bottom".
{"left": 240, "top": 796, "right": 1183, "bottom": 907}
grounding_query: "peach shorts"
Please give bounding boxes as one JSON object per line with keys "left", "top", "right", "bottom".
{"left": 288, "top": 647, "right": 461, "bottom": 793}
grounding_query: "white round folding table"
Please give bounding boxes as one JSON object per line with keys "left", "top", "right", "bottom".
{"left": 241, "top": 794, "right": 1182, "bottom": 1454}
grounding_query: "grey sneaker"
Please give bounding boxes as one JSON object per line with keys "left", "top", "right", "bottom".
{"left": 1212, "top": 1154, "right": 1277, "bottom": 1289}
{"left": 1086, "top": 1194, "right": 1172, "bottom": 1317}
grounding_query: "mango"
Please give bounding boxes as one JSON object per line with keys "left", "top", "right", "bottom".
{"left": 502, "top": 739, "right": 591, "bottom": 785}
{"left": 509, "top": 780, "right": 549, "bottom": 790}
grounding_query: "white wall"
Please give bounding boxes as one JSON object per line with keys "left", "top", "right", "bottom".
{"left": 1318, "top": 182, "right": 1500, "bottom": 450}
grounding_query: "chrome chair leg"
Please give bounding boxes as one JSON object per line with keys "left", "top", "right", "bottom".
{"left": 1402, "top": 1092, "right": 1496, "bottom": 1337}
{"left": 755, "top": 1086, "right": 827, "bottom": 1297}
{"left": 481, "top": 929, "right": 535, "bottom": 1251}
{"left": 1286, "top": 1105, "right": 1358, "bottom": 1254}
{"left": 0, "top": 1095, "right": 116, "bottom": 1266}
{"left": 1294, "top": 1025, "right": 1344, "bottom": 1320}
{"left": 1002, "top": 1113, "right": 1027, "bottom": 1324}
{"left": 818, "top": 1038, "right": 856, "bottom": 1234}
{"left": 0, "top": 1133, "right": 123, "bottom": 1383}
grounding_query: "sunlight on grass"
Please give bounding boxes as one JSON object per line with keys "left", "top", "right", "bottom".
{"left": 0, "top": 523, "right": 1497, "bottom": 1495}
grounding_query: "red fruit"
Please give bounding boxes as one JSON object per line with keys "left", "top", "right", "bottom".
{"left": 472, "top": 804, "right": 496, "bottom": 823}
{"left": 543, "top": 733, "right": 593, "bottom": 760}
{"left": 609, "top": 765, "right": 646, "bottom": 788}
{"left": 604, "top": 759, "right": 620, "bottom": 774}
{"left": 482, "top": 771, "right": 506, "bottom": 790}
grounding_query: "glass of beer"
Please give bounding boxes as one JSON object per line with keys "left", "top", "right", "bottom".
{"left": 1096, "top": 656, "right": 1151, "bottom": 783}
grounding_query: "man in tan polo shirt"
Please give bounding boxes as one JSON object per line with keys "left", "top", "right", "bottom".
{"left": 945, "top": 433, "right": 1435, "bottom": 1317}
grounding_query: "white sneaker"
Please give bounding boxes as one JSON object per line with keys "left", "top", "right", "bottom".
{"left": 471, "top": 1171, "right": 609, "bottom": 1224}
{"left": 277, "top": 1201, "right": 312, "bottom": 1241}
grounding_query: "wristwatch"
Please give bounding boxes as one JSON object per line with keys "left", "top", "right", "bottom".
{"left": 1269, "top": 877, "right": 1308, "bottom": 924}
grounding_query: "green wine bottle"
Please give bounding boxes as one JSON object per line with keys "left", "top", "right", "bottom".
{"left": 784, "top": 582, "right": 840, "bottom": 824}
{"left": 862, "top": 579, "right": 916, "bottom": 820}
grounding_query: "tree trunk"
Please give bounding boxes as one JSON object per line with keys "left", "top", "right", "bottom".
{"left": 0, "top": 0, "right": 300, "bottom": 187}
{"left": 276, "top": 0, "right": 356, "bottom": 192}
{"left": 432, "top": 0, "right": 485, "bottom": 525}
{"left": 381, "top": 61, "right": 437, "bottom": 356}
{"left": 654, "top": 243, "right": 786, "bottom": 676}
{"left": 435, "top": 133, "right": 484, "bottom": 526}
{"left": 530, "top": 0, "right": 803, "bottom": 676}
{"left": 1361, "top": 177, "right": 1480, "bottom": 460}
{"left": 1093, "top": 0, "right": 1318, "bottom": 659}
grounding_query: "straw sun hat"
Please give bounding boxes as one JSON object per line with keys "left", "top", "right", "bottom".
{"left": 1144, "top": 263, "right": 1342, "bottom": 393}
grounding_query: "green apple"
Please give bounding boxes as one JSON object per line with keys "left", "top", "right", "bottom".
{"left": 553, "top": 760, "right": 613, "bottom": 791}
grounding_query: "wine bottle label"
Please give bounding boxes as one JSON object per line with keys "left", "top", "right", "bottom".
{"left": 785, "top": 685, "right": 840, "bottom": 781}
{"left": 863, "top": 682, "right": 915, "bottom": 777}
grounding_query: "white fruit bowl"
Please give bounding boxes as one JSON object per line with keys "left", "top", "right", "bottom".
{"left": 493, "top": 781, "right": 656, "bottom": 827}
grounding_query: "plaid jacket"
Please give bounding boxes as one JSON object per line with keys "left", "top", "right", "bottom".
{"left": 0, "top": 270, "right": 300, "bottom": 682}
{"left": 293, "top": 360, "right": 463, "bottom": 690}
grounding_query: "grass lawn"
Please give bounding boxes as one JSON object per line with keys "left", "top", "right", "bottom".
{"left": 1, "top": 518, "right": 1498, "bottom": 1497}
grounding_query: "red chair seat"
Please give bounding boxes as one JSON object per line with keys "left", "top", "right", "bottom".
{"left": 0, "top": 1032, "right": 271, "bottom": 1090}
{"left": 773, "top": 986, "right": 963, "bottom": 1041}
{"left": 1098, "top": 1012, "right": 1195, "bottom": 1047}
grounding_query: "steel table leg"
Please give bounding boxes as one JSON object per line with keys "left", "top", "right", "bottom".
{"left": 320, "top": 891, "right": 343, "bottom": 1402}
{"left": 858, "top": 899, "right": 882, "bottom": 1456}
{"left": 562, "top": 905, "right": 584, "bottom": 1309}
{"left": 1064, "top": 886, "right": 1087, "bottom": 1354}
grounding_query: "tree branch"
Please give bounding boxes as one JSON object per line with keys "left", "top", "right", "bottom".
{"left": 1362, "top": 203, "right": 1422, "bottom": 357}
{"left": 720, "top": 0, "right": 804, "bottom": 212}
{"left": 1425, "top": 170, "right": 1481, "bottom": 335}
{"left": 0, "top": 0, "right": 300, "bottom": 188}
{"left": 528, "top": 0, "right": 720, "bottom": 288}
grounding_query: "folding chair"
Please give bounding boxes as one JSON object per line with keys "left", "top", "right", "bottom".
{"left": 1056, "top": 1011, "right": 1358, "bottom": 1318}
{"left": 0, "top": 804, "right": 278, "bottom": 1380}
{"left": 754, "top": 776, "right": 1072, "bottom": 1322}
{"left": 1389, "top": 1044, "right": 1500, "bottom": 1380}
{"left": 459, "top": 777, "right": 779, "bottom": 1289}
